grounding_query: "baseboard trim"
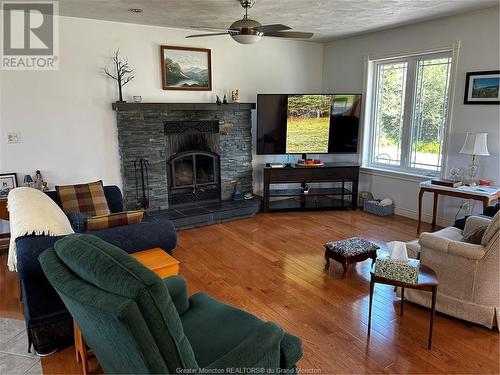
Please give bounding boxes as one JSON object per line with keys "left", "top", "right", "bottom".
{"left": 394, "top": 206, "right": 454, "bottom": 228}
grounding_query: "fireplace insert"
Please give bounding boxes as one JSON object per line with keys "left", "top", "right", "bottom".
{"left": 167, "top": 150, "right": 221, "bottom": 205}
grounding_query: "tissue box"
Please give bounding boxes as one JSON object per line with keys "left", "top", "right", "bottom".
{"left": 374, "top": 255, "right": 420, "bottom": 284}
{"left": 363, "top": 200, "right": 394, "bottom": 216}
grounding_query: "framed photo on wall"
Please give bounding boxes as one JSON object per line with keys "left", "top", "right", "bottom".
{"left": 160, "top": 46, "right": 212, "bottom": 91}
{"left": 0, "top": 173, "right": 18, "bottom": 193}
{"left": 464, "top": 70, "right": 500, "bottom": 104}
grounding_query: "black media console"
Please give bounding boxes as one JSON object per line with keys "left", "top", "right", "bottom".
{"left": 263, "top": 163, "right": 359, "bottom": 212}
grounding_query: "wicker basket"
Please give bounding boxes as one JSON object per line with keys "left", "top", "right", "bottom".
{"left": 363, "top": 200, "right": 394, "bottom": 216}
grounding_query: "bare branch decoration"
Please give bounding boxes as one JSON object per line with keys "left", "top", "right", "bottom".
{"left": 103, "top": 49, "right": 135, "bottom": 103}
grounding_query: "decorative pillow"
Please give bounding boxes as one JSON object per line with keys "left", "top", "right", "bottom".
{"left": 56, "top": 181, "right": 110, "bottom": 216}
{"left": 67, "top": 212, "right": 88, "bottom": 233}
{"left": 481, "top": 211, "right": 500, "bottom": 246}
{"left": 462, "top": 225, "right": 488, "bottom": 245}
{"left": 84, "top": 210, "right": 144, "bottom": 231}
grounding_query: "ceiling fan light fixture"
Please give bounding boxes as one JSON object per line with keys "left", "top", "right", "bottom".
{"left": 230, "top": 33, "right": 262, "bottom": 44}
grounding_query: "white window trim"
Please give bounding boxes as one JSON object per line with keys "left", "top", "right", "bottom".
{"left": 360, "top": 42, "right": 461, "bottom": 179}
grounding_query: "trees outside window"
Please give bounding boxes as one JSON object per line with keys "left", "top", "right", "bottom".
{"left": 368, "top": 51, "right": 452, "bottom": 175}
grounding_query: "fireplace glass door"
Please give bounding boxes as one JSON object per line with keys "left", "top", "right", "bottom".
{"left": 173, "top": 156, "right": 194, "bottom": 187}
{"left": 196, "top": 154, "right": 216, "bottom": 185}
{"left": 170, "top": 151, "right": 218, "bottom": 190}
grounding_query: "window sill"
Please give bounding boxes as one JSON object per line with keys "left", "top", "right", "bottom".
{"left": 360, "top": 166, "right": 434, "bottom": 183}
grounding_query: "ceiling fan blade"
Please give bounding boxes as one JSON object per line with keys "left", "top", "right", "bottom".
{"left": 254, "top": 24, "right": 291, "bottom": 33}
{"left": 265, "top": 31, "right": 314, "bottom": 39}
{"left": 189, "top": 26, "right": 238, "bottom": 32}
{"left": 186, "top": 32, "right": 230, "bottom": 38}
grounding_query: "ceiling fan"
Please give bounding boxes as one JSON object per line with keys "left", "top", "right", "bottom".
{"left": 186, "top": 0, "right": 314, "bottom": 44}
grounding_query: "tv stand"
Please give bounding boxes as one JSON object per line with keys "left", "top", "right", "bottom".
{"left": 263, "top": 163, "right": 359, "bottom": 212}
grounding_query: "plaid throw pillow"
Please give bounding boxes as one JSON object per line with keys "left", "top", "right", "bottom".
{"left": 84, "top": 210, "right": 144, "bottom": 231}
{"left": 56, "top": 181, "right": 110, "bottom": 216}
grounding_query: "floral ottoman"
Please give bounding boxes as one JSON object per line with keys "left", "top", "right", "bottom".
{"left": 324, "top": 237, "right": 379, "bottom": 277}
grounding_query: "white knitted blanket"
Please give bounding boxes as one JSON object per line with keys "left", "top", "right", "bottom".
{"left": 7, "top": 187, "right": 74, "bottom": 271}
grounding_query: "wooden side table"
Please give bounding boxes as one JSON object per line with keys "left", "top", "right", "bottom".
{"left": 0, "top": 197, "right": 9, "bottom": 221}
{"left": 1, "top": 218, "right": 10, "bottom": 253}
{"left": 368, "top": 264, "right": 438, "bottom": 349}
{"left": 74, "top": 248, "right": 179, "bottom": 374}
{"left": 417, "top": 182, "right": 500, "bottom": 234}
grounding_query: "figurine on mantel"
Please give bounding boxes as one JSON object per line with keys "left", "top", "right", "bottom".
{"left": 231, "top": 89, "right": 240, "bottom": 103}
{"left": 216, "top": 95, "right": 222, "bottom": 105}
{"left": 32, "top": 170, "right": 49, "bottom": 192}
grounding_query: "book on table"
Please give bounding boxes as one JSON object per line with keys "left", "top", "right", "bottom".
{"left": 431, "top": 178, "right": 462, "bottom": 188}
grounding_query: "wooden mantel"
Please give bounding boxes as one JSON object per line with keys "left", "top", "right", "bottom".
{"left": 111, "top": 102, "right": 256, "bottom": 111}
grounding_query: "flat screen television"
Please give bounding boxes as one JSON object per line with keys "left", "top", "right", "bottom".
{"left": 256, "top": 93, "right": 362, "bottom": 155}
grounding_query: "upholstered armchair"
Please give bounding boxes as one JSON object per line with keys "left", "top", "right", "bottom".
{"left": 39, "top": 234, "right": 302, "bottom": 373}
{"left": 403, "top": 212, "right": 499, "bottom": 329}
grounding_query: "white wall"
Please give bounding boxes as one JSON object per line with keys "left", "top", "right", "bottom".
{"left": 322, "top": 7, "right": 500, "bottom": 225}
{"left": 0, "top": 16, "right": 323, "bottom": 190}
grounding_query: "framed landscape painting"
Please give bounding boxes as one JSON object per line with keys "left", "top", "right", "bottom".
{"left": 464, "top": 70, "right": 500, "bottom": 104}
{"left": 161, "top": 46, "right": 212, "bottom": 91}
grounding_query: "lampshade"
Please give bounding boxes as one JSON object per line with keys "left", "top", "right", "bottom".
{"left": 459, "top": 133, "right": 490, "bottom": 156}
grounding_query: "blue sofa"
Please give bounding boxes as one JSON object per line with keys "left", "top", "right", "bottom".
{"left": 15, "top": 185, "right": 177, "bottom": 355}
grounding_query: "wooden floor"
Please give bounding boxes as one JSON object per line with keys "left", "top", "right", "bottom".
{"left": 1, "top": 211, "right": 499, "bottom": 374}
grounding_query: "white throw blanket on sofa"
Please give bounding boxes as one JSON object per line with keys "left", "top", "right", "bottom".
{"left": 7, "top": 187, "right": 74, "bottom": 271}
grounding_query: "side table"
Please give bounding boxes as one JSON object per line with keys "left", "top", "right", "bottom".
{"left": 1, "top": 219, "right": 10, "bottom": 252}
{"left": 368, "top": 264, "right": 438, "bottom": 349}
{"left": 74, "top": 248, "right": 180, "bottom": 374}
{"left": 417, "top": 181, "right": 500, "bottom": 234}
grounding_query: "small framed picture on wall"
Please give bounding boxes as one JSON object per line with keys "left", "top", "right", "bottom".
{"left": 464, "top": 70, "right": 500, "bottom": 104}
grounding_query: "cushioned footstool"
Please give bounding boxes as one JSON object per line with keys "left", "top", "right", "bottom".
{"left": 324, "top": 237, "right": 379, "bottom": 277}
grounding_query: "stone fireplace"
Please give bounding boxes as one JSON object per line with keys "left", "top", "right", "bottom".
{"left": 113, "top": 102, "right": 255, "bottom": 210}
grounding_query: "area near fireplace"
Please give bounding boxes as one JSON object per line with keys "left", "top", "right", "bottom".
{"left": 113, "top": 102, "right": 258, "bottom": 228}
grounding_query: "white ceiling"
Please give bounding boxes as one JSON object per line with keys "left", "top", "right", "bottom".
{"left": 56, "top": 0, "right": 498, "bottom": 42}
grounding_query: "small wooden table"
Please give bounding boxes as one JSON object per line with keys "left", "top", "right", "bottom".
{"left": 75, "top": 248, "right": 179, "bottom": 374}
{"left": 418, "top": 181, "right": 500, "bottom": 234}
{"left": 368, "top": 264, "right": 438, "bottom": 349}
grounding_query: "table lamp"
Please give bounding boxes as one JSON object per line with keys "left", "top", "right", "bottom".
{"left": 459, "top": 132, "right": 490, "bottom": 186}
{"left": 23, "top": 175, "right": 33, "bottom": 187}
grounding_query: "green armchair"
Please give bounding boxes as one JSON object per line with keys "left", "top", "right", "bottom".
{"left": 38, "top": 234, "right": 302, "bottom": 373}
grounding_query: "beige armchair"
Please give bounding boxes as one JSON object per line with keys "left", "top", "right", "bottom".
{"left": 402, "top": 212, "right": 499, "bottom": 329}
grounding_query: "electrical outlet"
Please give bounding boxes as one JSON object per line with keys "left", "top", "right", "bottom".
{"left": 7, "top": 132, "right": 21, "bottom": 144}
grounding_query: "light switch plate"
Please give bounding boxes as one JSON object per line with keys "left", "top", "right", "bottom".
{"left": 7, "top": 132, "right": 21, "bottom": 144}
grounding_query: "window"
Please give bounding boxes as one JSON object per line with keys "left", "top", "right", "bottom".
{"left": 367, "top": 51, "right": 453, "bottom": 175}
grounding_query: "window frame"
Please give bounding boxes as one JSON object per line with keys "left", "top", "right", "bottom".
{"left": 363, "top": 45, "right": 459, "bottom": 178}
